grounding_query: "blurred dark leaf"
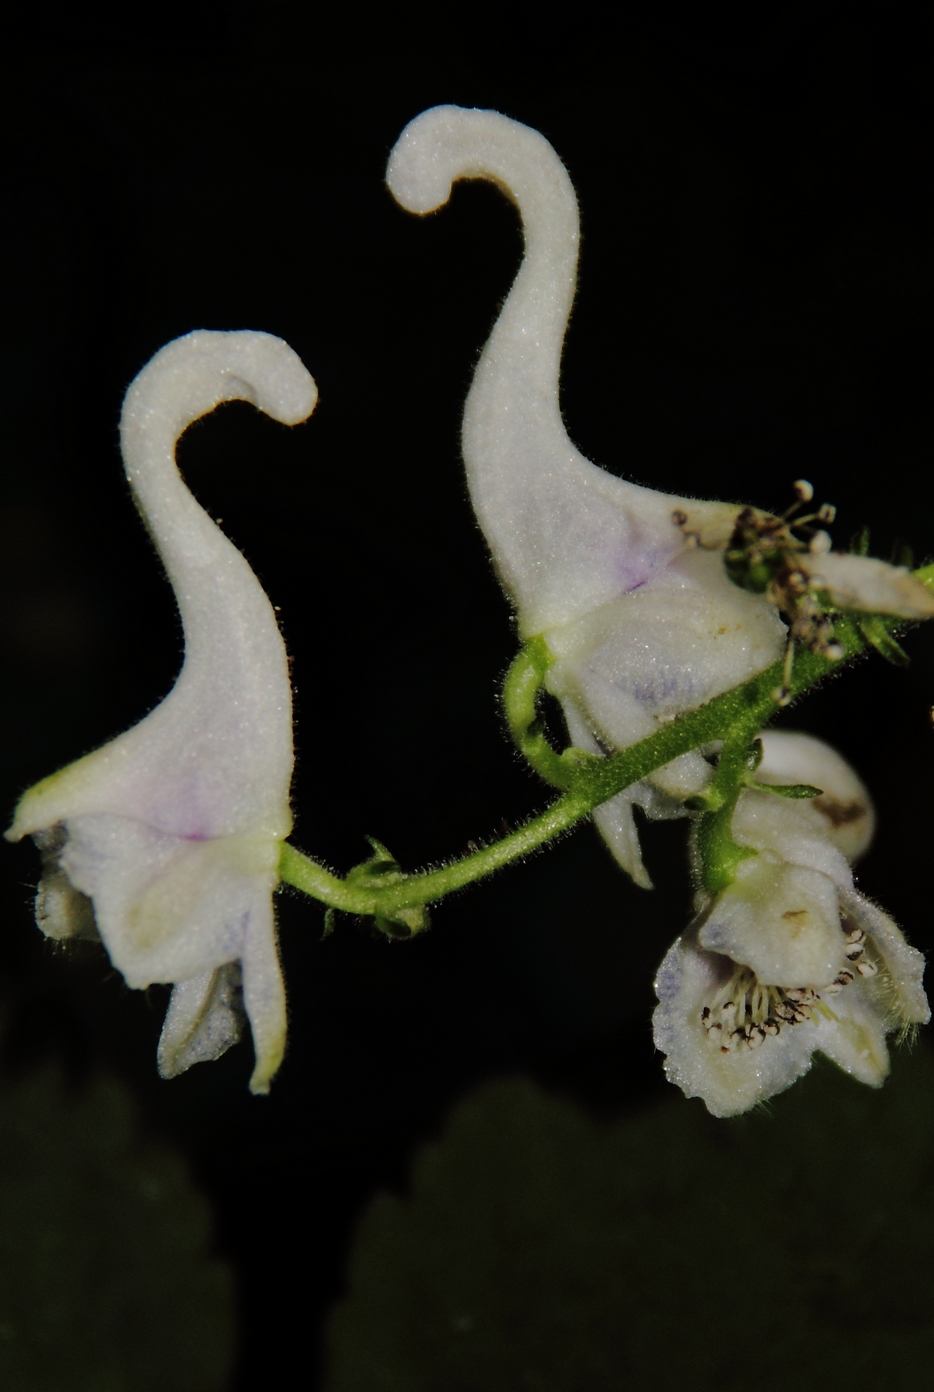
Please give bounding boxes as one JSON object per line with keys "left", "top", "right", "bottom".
{"left": 0, "top": 1066, "right": 234, "bottom": 1392}
{"left": 326, "top": 1043, "right": 934, "bottom": 1391}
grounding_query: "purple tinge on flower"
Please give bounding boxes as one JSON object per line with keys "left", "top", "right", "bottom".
{"left": 388, "top": 106, "right": 934, "bottom": 889}
{"left": 387, "top": 109, "right": 787, "bottom": 887}
{"left": 6, "top": 330, "right": 317, "bottom": 1094}
{"left": 653, "top": 731, "right": 929, "bottom": 1116}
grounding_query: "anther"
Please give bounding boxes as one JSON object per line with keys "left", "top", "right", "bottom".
{"left": 793, "top": 480, "right": 814, "bottom": 503}
{"left": 809, "top": 530, "right": 832, "bottom": 555}
{"left": 857, "top": 959, "right": 878, "bottom": 978}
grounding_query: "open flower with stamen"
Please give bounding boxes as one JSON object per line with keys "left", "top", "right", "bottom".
{"left": 5, "top": 330, "right": 317, "bottom": 1094}
{"left": 653, "top": 730, "right": 929, "bottom": 1116}
{"left": 387, "top": 107, "right": 934, "bottom": 886}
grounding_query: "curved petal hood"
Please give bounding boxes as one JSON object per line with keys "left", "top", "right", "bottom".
{"left": 387, "top": 104, "right": 746, "bottom": 637}
{"left": 387, "top": 107, "right": 787, "bottom": 883}
{"left": 6, "top": 330, "right": 317, "bottom": 1093}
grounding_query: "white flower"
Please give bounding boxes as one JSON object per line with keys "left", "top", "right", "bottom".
{"left": 653, "top": 731, "right": 929, "bottom": 1116}
{"left": 6, "top": 330, "right": 317, "bottom": 1094}
{"left": 387, "top": 107, "right": 934, "bottom": 887}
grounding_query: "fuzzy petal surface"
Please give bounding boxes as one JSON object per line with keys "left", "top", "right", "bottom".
{"left": 6, "top": 331, "right": 314, "bottom": 1091}
{"left": 653, "top": 933, "right": 818, "bottom": 1117}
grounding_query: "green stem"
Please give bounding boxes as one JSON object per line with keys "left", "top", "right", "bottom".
{"left": 692, "top": 730, "right": 761, "bottom": 893}
{"left": 280, "top": 791, "right": 594, "bottom": 916}
{"left": 501, "top": 636, "right": 598, "bottom": 789}
{"left": 279, "top": 609, "right": 875, "bottom": 916}
{"left": 278, "top": 845, "right": 376, "bottom": 914}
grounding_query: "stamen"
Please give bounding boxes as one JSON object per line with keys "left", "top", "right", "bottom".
{"left": 700, "top": 923, "right": 885, "bottom": 1052}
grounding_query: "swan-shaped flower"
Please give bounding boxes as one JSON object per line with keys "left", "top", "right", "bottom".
{"left": 387, "top": 107, "right": 934, "bottom": 886}
{"left": 6, "top": 330, "right": 317, "bottom": 1093}
{"left": 654, "top": 730, "right": 929, "bottom": 1115}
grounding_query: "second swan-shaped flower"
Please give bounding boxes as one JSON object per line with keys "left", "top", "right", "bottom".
{"left": 386, "top": 105, "right": 934, "bottom": 888}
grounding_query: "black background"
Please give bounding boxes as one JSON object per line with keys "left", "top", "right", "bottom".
{"left": 1, "top": 10, "right": 933, "bottom": 1386}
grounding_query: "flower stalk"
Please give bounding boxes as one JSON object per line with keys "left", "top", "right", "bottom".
{"left": 279, "top": 575, "right": 934, "bottom": 924}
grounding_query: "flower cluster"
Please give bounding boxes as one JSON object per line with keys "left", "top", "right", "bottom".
{"left": 654, "top": 731, "right": 929, "bottom": 1115}
{"left": 388, "top": 105, "right": 931, "bottom": 1112}
{"left": 5, "top": 108, "right": 931, "bottom": 1112}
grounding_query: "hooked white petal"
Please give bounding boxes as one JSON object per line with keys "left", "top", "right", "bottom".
{"left": 8, "top": 331, "right": 314, "bottom": 845}
{"left": 6, "top": 330, "right": 314, "bottom": 1092}
{"left": 387, "top": 107, "right": 775, "bottom": 641}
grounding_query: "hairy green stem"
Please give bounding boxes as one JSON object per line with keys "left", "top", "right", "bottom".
{"left": 280, "top": 557, "right": 934, "bottom": 920}
{"left": 279, "top": 605, "right": 886, "bottom": 916}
